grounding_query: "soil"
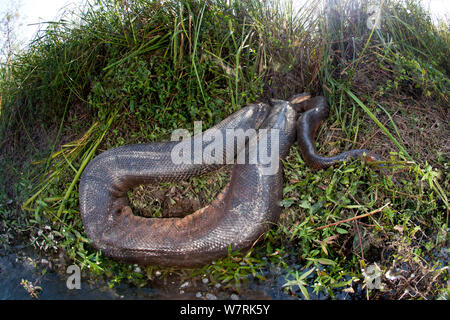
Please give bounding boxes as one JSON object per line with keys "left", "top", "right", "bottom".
{"left": 129, "top": 166, "right": 232, "bottom": 219}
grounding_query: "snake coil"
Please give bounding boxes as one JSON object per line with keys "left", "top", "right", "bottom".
{"left": 79, "top": 95, "right": 379, "bottom": 266}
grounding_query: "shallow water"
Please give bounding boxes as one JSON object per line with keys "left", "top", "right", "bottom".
{"left": 0, "top": 247, "right": 114, "bottom": 300}
{"left": 9, "top": 243, "right": 447, "bottom": 300}
{"left": 1, "top": 245, "right": 347, "bottom": 300}
{"left": 0, "top": 246, "right": 291, "bottom": 300}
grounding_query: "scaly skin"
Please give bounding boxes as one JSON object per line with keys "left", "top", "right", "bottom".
{"left": 79, "top": 95, "right": 380, "bottom": 266}
{"left": 295, "top": 96, "right": 380, "bottom": 170}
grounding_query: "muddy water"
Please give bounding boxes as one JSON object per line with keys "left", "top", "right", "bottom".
{"left": 1, "top": 245, "right": 349, "bottom": 300}
{"left": 2, "top": 236, "right": 447, "bottom": 300}
{"left": 0, "top": 247, "right": 113, "bottom": 299}
{"left": 0, "top": 246, "right": 281, "bottom": 300}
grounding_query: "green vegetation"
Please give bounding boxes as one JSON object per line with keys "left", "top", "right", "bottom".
{"left": 0, "top": 0, "right": 448, "bottom": 299}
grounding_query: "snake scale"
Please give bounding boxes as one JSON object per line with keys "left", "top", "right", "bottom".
{"left": 79, "top": 94, "right": 379, "bottom": 266}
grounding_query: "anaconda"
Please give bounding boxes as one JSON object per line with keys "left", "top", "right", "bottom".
{"left": 79, "top": 94, "right": 379, "bottom": 266}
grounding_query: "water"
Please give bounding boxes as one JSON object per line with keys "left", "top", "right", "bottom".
{"left": 0, "top": 246, "right": 298, "bottom": 300}
{"left": 4, "top": 242, "right": 444, "bottom": 300}
{"left": 0, "top": 247, "right": 116, "bottom": 299}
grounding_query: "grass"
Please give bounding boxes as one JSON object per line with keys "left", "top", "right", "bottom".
{"left": 0, "top": 0, "right": 448, "bottom": 300}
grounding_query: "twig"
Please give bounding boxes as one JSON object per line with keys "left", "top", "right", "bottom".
{"left": 354, "top": 220, "right": 365, "bottom": 260}
{"left": 315, "top": 202, "right": 391, "bottom": 231}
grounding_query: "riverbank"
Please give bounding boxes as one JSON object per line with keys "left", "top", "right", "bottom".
{"left": 0, "top": 0, "right": 448, "bottom": 299}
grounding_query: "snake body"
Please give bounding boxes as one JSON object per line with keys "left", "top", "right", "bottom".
{"left": 79, "top": 95, "right": 377, "bottom": 266}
